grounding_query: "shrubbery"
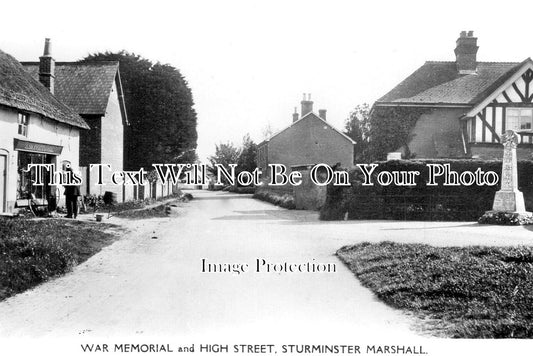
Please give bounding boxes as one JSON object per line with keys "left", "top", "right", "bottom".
{"left": 320, "top": 159, "right": 533, "bottom": 221}
{"left": 253, "top": 189, "right": 295, "bottom": 210}
{"left": 226, "top": 185, "right": 256, "bottom": 194}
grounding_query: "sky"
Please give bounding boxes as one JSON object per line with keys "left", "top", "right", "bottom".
{"left": 1, "top": 0, "right": 533, "bottom": 162}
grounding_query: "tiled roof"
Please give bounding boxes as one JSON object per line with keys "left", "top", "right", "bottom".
{"left": 376, "top": 61, "right": 524, "bottom": 106}
{"left": 0, "top": 50, "right": 88, "bottom": 129}
{"left": 264, "top": 112, "right": 356, "bottom": 144}
{"left": 22, "top": 61, "right": 119, "bottom": 115}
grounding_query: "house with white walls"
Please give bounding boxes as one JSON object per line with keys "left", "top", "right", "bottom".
{"left": 0, "top": 42, "right": 88, "bottom": 214}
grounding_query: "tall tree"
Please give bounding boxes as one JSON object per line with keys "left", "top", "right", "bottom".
{"left": 207, "top": 142, "right": 241, "bottom": 177}
{"left": 237, "top": 134, "right": 257, "bottom": 173}
{"left": 344, "top": 103, "right": 370, "bottom": 162}
{"left": 81, "top": 51, "right": 198, "bottom": 170}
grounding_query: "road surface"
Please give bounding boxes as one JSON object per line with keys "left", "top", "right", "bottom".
{"left": 1, "top": 190, "right": 532, "bottom": 352}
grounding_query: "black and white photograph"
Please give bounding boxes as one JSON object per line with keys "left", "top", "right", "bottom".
{"left": 1, "top": 1, "right": 533, "bottom": 355}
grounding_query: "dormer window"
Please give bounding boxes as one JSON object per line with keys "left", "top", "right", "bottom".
{"left": 17, "top": 113, "right": 29, "bottom": 136}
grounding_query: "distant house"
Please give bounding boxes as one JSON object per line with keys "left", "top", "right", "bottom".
{"left": 23, "top": 40, "right": 130, "bottom": 201}
{"left": 257, "top": 95, "right": 355, "bottom": 174}
{"left": 373, "top": 31, "right": 533, "bottom": 159}
{"left": 0, "top": 45, "right": 89, "bottom": 214}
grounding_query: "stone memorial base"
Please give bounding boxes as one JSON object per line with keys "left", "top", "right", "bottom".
{"left": 478, "top": 210, "right": 533, "bottom": 225}
{"left": 492, "top": 190, "right": 526, "bottom": 212}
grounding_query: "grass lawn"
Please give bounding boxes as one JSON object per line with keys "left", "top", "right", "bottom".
{"left": 0, "top": 218, "right": 121, "bottom": 301}
{"left": 337, "top": 242, "right": 533, "bottom": 338}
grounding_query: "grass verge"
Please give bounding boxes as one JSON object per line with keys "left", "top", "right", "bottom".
{"left": 83, "top": 192, "right": 183, "bottom": 215}
{"left": 337, "top": 242, "right": 533, "bottom": 338}
{"left": 115, "top": 200, "right": 187, "bottom": 219}
{"left": 0, "top": 218, "right": 120, "bottom": 301}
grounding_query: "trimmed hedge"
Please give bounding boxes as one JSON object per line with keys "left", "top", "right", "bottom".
{"left": 320, "top": 159, "right": 533, "bottom": 221}
{"left": 253, "top": 189, "right": 296, "bottom": 210}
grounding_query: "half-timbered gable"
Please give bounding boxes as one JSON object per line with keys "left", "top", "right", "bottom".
{"left": 373, "top": 31, "right": 533, "bottom": 160}
{"left": 464, "top": 61, "right": 533, "bottom": 147}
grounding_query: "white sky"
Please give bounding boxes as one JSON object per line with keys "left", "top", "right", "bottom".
{"left": 1, "top": 0, "right": 533, "bottom": 162}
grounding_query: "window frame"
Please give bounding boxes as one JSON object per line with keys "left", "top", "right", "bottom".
{"left": 17, "top": 112, "right": 29, "bottom": 137}
{"left": 506, "top": 108, "right": 533, "bottom": 132}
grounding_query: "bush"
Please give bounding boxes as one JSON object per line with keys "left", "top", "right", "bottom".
{"left": 320, "top": 159, "right": 533, "bottom": 221}
{"left": 227, "top": 185, "right": 256, "bottom": 194}
{"left": 253, "top": 189, "right": 295, "bottom": 209}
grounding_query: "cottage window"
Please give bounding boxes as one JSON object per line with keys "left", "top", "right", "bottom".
{"left": 506, "top": 108, "right": 533, "bottom": 131}
{"left": 18, "top": 113, "right": 29, "bottom": 136}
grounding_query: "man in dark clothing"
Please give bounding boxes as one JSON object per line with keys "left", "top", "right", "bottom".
{"left": 64, "top": 168, "right": 81, "bottom": 218}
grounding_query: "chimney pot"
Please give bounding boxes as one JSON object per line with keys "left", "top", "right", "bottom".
{"left": 43, "top": 38, "right": 52, "bottom": 56}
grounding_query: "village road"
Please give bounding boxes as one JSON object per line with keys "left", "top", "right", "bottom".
{"left": 1, "top": 190, "right": 532, "bottom": 351}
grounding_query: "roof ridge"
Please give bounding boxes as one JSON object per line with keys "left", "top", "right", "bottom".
{"left": 71, "top": 60, "right": 119, "bottom": 65}
{"left": 425, "top": 60, "right": 521, "bottom": 65}
{"left": 21, "top": 61, "right": 119, "bottom": 66}
{"left": 266, "top": 111, "right": 355, "bottom": 144}
{"left": 477, "top": 61, "right": 521, "bottom": 64}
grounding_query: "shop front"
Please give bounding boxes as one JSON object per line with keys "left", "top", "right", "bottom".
{"left": 14, "top": 138, "right": 63, "bottom": 211}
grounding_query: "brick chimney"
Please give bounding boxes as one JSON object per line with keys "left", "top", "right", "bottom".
{"left": 455, "top": 31, "right": 478, "bottom": 74}
{"left": 301, "top": 93, "right": 313, "bottom": 117}
{"left": 39, "top": 38, "right": 55, "bottom": 94}
{"left": 292, "top": 107, "right": 299, "bottom": 123}
{"left": 319, "top": 109, "right": 327, "bottom": 121}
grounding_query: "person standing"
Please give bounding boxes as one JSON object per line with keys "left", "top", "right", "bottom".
{"left": 64, "top": 167, "right": 81, "bottom": 218}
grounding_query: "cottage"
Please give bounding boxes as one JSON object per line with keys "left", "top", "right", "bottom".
{"left": 0, "top": 45, "right": 89, "bottom": 214}
{"left": 22, "top": 40, "right": 130, "bottom": 202}
{"left": 257, "top": 94, "right": 355, "bottom": 174}
{"left": 374, "top": 31, "right": 533, "bottom": 159}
